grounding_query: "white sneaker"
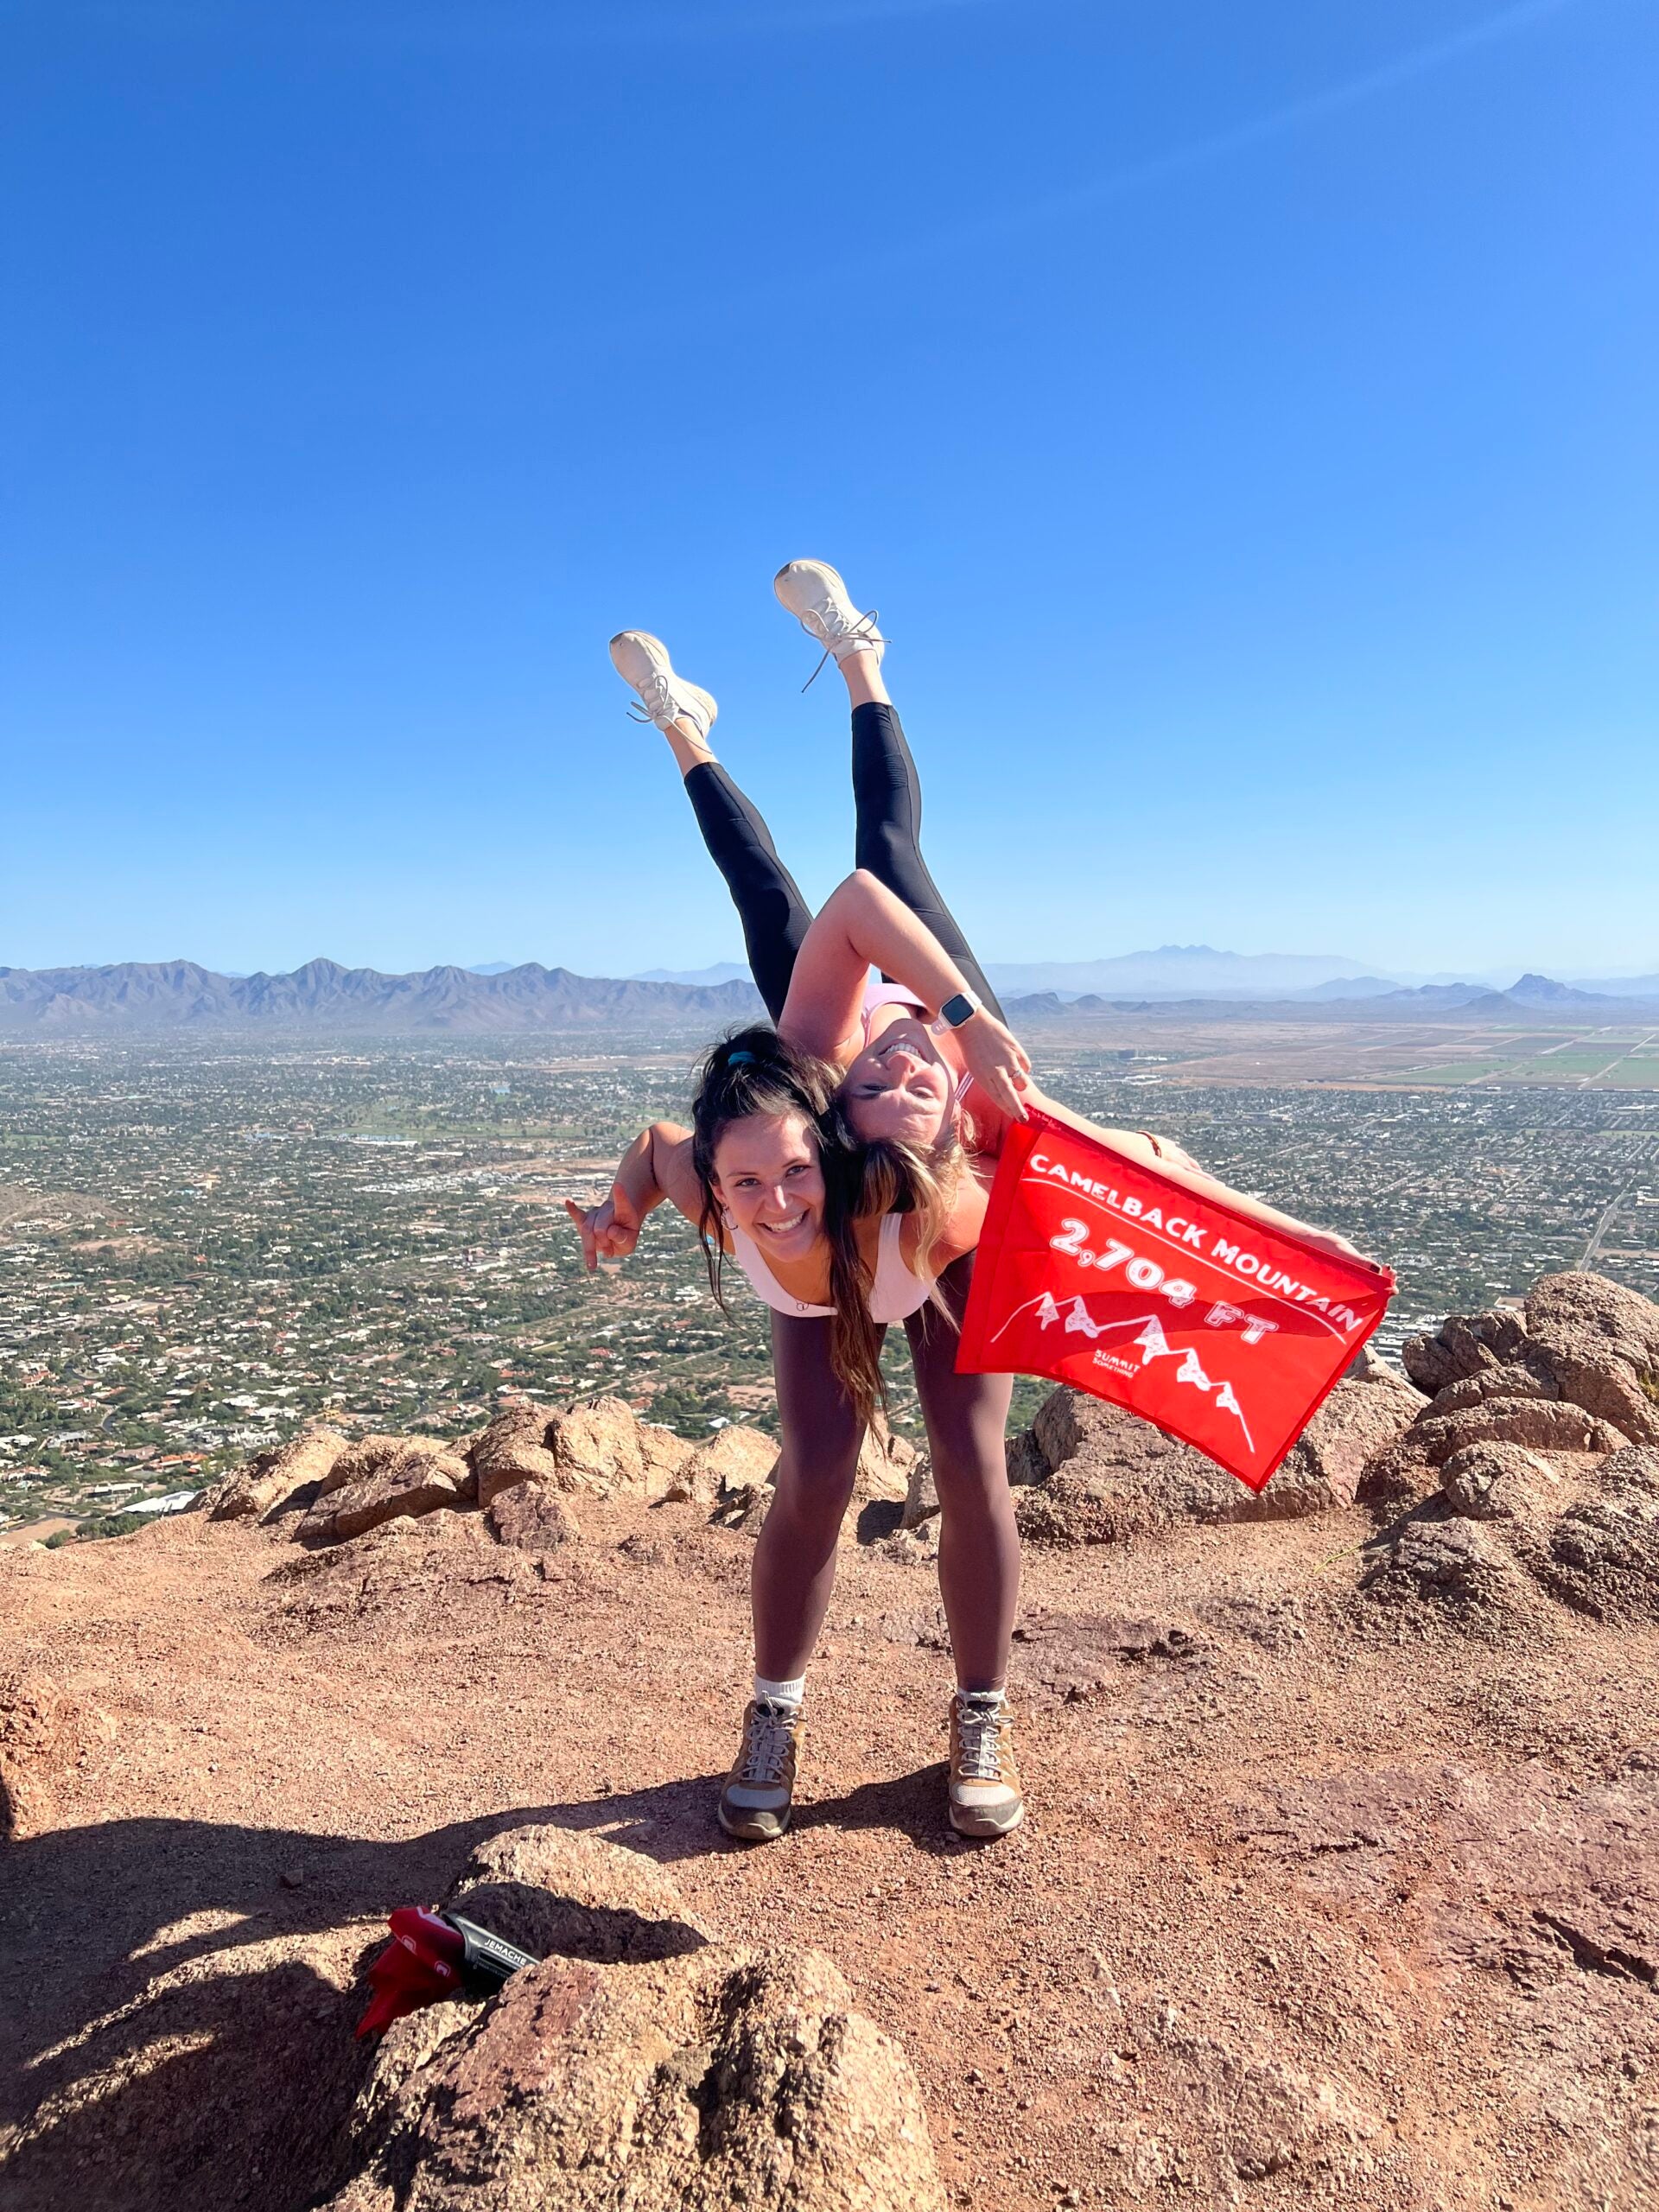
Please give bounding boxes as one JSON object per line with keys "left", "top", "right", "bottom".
{"left": 608, "top": 631, "right": 718, "bottom": 740}
{"left": 772, "top": 560, "right": 885, "bottom": 668}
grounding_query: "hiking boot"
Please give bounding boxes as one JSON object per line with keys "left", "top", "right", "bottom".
{"left": 948, "top": 1692, "right": 1024, "bottom": 1838}
{"left": 717, "top": 1698, "right": 804, "bottom": 1842}
{"left": 608, "top": 630, "right": 718, "bottom": 739}
{"left": 772, "top": 559, "right": 885, "bottom": 666}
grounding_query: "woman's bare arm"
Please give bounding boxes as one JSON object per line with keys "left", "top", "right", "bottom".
{"left": 1021, "top": 1089, "right": 1363, "bottom": 1260}
{"left": 779, "top": 869, "right": 1033, "bottom": 1117}
{"left": 563, "top": 1121, "right": 709, "bottom": 1271}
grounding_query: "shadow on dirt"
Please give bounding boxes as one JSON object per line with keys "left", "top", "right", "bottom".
{"left": 0, "top": 1777, "right": 719, "bottom": 2212}
{"left": 0, "top": 1755, "right": 973, "bottom": 2209}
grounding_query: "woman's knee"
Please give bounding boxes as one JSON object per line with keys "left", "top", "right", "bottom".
{"left": 929, "top": 1441, "right": 1016, "bottom": 1527}
{"left": 768, "top": 1452, "right": 859, "bottom": 1542}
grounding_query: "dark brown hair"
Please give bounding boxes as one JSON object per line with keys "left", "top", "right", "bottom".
{"left": 689, "top": 1027, "right": 866, "bottom": 1404}
{"left": 690, "top": 1027, "right": 965, "bottom": 1428}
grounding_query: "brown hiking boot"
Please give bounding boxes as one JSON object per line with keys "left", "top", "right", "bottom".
{"left": 717, "top": 1699, "right": 804, "bottom": 1842}
{"left": 948, "top": 1692, "right": 1024, "bottom": 1838}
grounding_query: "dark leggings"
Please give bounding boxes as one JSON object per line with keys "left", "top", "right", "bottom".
{"left": 683, "top": 701, "right": 1006, "bottom": 1025}
{"left": 685, "top": 697, "right": 1019, "bottom": 1692}
{"left": 754, "top": 1264, "right": 1020, "bottom": 1694}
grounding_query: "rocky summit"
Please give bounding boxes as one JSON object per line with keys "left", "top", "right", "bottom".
{"left": 3, "top": 1270, "right": 1659, "bottom": 2209}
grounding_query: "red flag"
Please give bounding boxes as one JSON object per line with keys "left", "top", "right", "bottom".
{"left": 957, "top": 1110, "right": 1395, "bottom": 1491}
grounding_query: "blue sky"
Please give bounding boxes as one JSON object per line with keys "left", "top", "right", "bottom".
{"left": 3, "top": 0, "right": 1655, "bottom": 980}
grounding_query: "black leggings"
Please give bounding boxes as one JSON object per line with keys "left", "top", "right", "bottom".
{"left": 682, "top": 701, "right": 1006, "bottom": 1025}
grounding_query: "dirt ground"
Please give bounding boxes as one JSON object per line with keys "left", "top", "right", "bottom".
{"left": 0, "top": 1517, "right": 77, "bottom": 1550}
{"left": 3, "top": 1493, "right": 1657, "bottom": 2209}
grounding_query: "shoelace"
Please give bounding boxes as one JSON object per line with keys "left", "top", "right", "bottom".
{"left": 738, "top": 1700, "right": 798, "bottom": 1785}
{"left": 801, "top": 605, "right": 883, "bottom": 691}
{"left": 956, "top": 1700, "right": 1009, "bottom": 1782}
{"left": 624, "top": 668, "right": 684, "bottom": 728}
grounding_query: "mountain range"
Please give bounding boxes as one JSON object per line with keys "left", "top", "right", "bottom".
{"left": 636, "top": 947, "right": 1386, "bottom": 998}
{"left": 999, "top": 972, "right": 1659, "bottom": 1024}
{"left": 635, "top": 946, "right": 1659, "bottom": 1004}
{"left": 0, "top": 959, "right": 764, "bottom": 1033}
{"left": 3, "top": 956, "right": 1656, "bottom": 1033}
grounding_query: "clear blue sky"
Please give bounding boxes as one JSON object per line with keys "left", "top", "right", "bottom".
{"left": 4, "top": 0, "right": 1655, "bottom": 981}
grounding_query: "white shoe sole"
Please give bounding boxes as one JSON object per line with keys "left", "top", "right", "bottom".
{"left": 949, "top": 1798, "right": 1025, "bottom": 1838}
{"left": 772, "top": 561, "right": 883, "bottom": 667}
{"left": 773, "top": 561, "right": 862, "bottom": 635}
{"left": 674, "top": 681, "right": 718, "bottom": 731}
{"left": 773, "top": 557, "right": 851, "bottom": 613}
{"left": 718, "top": 1800, "right": 793, "bottom": 1842}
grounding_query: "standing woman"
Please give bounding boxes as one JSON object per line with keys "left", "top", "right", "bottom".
{"left": 585, "top": 566, "right": 1033, "bottom": 1842}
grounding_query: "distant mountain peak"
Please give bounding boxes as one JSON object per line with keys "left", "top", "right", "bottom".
{"left": 0, "top": 959, "right": 766, "bottom": 1033}
{"left": 631, "top": 961, "right": 753, "bottom": 988}
{"left": 982, "top": 947, "right": 1377, "bottom": 1001}
{"left": 1507, "top": 974, "right": 1607, "bottom": 1007}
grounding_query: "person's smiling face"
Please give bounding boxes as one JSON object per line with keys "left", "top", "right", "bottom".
{"left": 711, "top": 1110, "right": 827, "bottom": 1262}
{"left": 840, "top": 1023, "right": 952, "bottom": 1147}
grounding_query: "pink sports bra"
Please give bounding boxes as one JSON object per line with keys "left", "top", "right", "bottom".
{"left": 726, "top": 1211, "right": 933, "bottom": 1323}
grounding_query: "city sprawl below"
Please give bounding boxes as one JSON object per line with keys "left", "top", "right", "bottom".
{"left": 3, "top": 1031, "right": 1656, "bottom": 1541}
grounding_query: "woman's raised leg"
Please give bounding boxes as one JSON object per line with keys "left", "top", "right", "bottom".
{"left": 771, "top": 564, "right": 1007, "bottom": 1020}
{"left": 680, "top": 762, "right": 811, "bottom": 1027}
{"left": 849, "top": 696, "right": 1007, "bottom": 1020}
{"left": 610, "top": 629, "right": 811, "bottom": 1024}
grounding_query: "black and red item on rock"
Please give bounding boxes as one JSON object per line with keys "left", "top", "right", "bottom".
{"left": 357, "top": 1906, "right": 538, "bottom": 2038}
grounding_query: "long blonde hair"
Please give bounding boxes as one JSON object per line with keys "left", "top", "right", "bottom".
{"left": 817, "top": 1097, "right": 966, "bottom": 1426}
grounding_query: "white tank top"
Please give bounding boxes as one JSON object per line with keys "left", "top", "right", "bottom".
{"left": 726, "top": 1212, "right": 933, "bottom": 1323}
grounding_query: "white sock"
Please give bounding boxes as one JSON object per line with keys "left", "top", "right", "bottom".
{"left": 753, "top": 1671, "right": 805, "bottom": 1712}
{"left": 959, "top": 1685, "right": 1005, "bottom": 1707}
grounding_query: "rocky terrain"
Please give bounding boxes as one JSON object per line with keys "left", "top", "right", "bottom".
{"left": 3, "top": 1270, "right": 1658, "bottom": 2209}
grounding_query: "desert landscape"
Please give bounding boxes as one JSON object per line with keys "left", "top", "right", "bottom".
{"left": 11, "top": 0, "right": 1654, "bottom": 2202}
{"left": 3, "top": 1267, "right": 1657, "bottom": 2210}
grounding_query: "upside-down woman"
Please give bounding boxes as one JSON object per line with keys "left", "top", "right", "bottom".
{"left": 571, "top": 562, "right": 1356, "bottom": 1845}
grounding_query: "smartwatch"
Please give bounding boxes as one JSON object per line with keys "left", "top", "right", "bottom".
{"left": 936, "top": 989, "right": 982, "bottom": 1030}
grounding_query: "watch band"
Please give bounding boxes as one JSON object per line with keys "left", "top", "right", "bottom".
{"left": 937, "top": 989, "right": 981, "bottom": 1030}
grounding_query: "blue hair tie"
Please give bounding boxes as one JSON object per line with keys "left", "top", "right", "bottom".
{"left": 727, "top": 1049, "right": 757, "bottom": 1065}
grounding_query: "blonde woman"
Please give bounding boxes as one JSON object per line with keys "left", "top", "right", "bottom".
{"left": 585, "top": 561, "right": 1353, "bottom": 1847}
